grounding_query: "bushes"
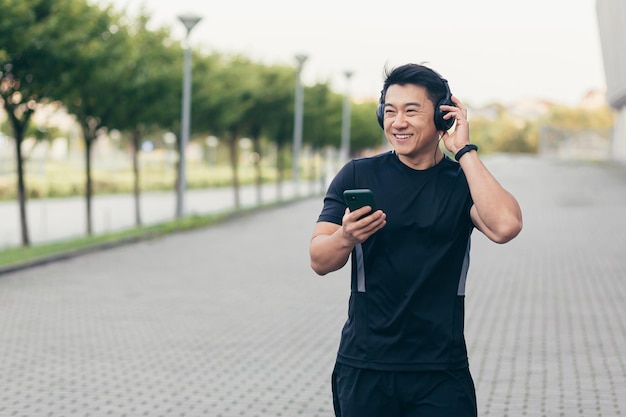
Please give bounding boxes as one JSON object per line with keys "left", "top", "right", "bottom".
{"left": 0, "top": 160, "right": 285, "bottom": 201}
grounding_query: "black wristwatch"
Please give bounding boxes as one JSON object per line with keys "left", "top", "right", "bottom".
{"left": 454, "top": 144, "right": 478, "bottom": 161}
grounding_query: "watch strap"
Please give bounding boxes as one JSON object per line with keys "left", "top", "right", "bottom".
{"left": 454, "top": 144, "right": 478, "bottom": 161}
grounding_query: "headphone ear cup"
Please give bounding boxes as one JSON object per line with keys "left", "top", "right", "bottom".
{"left": 434, "top": 78, "right": 455, "bottom": 131}
{"left": 376, "top": 103, "right": 384, "bottom": 129}
{"left": 434, "top": 97, "right": 455, "bottom": 131}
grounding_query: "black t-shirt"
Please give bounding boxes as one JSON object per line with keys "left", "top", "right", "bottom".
{"left": 317, "top": 151, "right": 475, "bottom": 371}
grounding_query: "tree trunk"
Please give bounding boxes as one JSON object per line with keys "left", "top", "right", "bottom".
{"left": 80, "top": 121, "right": 95, "bottom": 236}
{"left": 132, "top": 129, "right": 142, "bottom": 226}
{"left": 252, "top": 136, "right": 263, "bottom": 205}
{"left": 308, "top": 147, "right": 316, "bottom": 195}
{"left": 228, "top": 134, "right": 241, "bottom": 209}
{"left": 6, "top": 108, "right": 32, "bottom": 247}
{"left": 276, "top": 142, "right": 284, "bottom": 202}
{"left": 85, "top": 137, "right": 93, "bottom": 236}
{"left": 15, "top": 134, "right": 30, "bottom": 247}
{"left": 13, "top": 123, "right": 31, "bottom": 247}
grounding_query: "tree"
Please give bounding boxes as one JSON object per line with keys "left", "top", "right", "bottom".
{"left": 107, "top": 13, "right": 182, "bottom": 226}
{"left": 302, "top": 82, "right": 342, "bottom": 151}
{"left": 54, "top": 2, "right": 131, "bottom": 235}
{"left": 350, "top": 101, "right": 384, "bottom": 155}
{"left": 0, "top": 0, "right": 85, "bottom": 246}
{"left": 193, "top": 54, "right": 257, "bottom": 209}
{"left": 297, "top": 83, "right": 342, "bottom": 185}
{"left": 239, "top": 63, "right": 294, "bottom": 204}
{"left": 544, "top": 104, "right": 614, "bottom": 131}
{"left": 256, "top": 66, "right": 295, "bottom": 201}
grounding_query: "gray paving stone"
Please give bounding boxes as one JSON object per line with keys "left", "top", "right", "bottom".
{"left": 1, "top": 155, "right": 625, "bottom": 416}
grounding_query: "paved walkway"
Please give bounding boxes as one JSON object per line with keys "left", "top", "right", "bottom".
{"left": 1, "top": 155, "right": 625, "bottom": 417}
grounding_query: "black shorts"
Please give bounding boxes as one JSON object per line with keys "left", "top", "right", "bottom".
{"left": 331, "top": 362, "right": 477, "bottom": 417}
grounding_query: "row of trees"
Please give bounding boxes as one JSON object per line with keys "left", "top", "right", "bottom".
{"left": 1, "top": 0, "right": 383, "bottom": 247}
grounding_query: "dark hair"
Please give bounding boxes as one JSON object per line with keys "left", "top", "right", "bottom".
{"left": 379, "top": 63, "right": 449, "bottom": 107}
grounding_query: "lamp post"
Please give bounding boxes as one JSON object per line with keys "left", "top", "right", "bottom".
{"left": 176, "top": 13, "right": 202, "bottom": 219}
{"left": 292, "top": 53, "right": 308, "bottom": 197}
{"left": 340, "top": 70, "right": 353, "bottom": 163}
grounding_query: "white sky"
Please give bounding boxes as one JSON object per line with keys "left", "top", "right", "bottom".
{"left": 101, "top": 0, "right": 607, "bottom": 107}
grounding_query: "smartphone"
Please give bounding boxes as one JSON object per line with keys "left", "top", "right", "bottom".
{"left": 343, "top": 189, "right": 377, "bottom": 217}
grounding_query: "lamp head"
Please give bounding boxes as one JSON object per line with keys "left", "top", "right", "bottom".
{"left": 178, "top": 14, "right": 202, "bottom": 34}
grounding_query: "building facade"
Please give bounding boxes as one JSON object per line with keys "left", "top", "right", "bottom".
{"left": 596, "top": 0, "right": 626, "bottom": 162}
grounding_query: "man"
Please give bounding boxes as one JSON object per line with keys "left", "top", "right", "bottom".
{"left": 309, "top": 63, "right": 522, "bottom": 417}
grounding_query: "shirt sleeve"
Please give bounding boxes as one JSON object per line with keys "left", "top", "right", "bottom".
{"left": 316, "top": 160, "right": 356, "bottom": 225}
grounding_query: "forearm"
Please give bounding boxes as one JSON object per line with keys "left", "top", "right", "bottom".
{"left": 310, "top": 210, "right": 387, "bottom": 275}
{"left": 459, "top": 151, "right": 523, "bottom": 243}
{"left": 309, "top": 229, "right": 354, "bottom": 276}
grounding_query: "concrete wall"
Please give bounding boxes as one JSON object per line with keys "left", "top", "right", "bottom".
{"left": 596, "top": 0, "right": 626, "bottom": 162}
{"left": 612, "top": 107, "right": 626, "bottom": 161}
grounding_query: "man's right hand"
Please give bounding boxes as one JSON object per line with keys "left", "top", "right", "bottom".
{"left": 341, "top": 207, "right": 386, "bottom": 245}
{"left": 309, "top": 208, "right": 386, "bottom": 276}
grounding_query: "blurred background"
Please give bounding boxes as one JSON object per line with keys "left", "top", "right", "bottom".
{"left": 0, "top": 0, "right": 623, "bottom": 250}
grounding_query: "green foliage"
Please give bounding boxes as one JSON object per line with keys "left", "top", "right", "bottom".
{"left": 543, "top": 104, "right": 614, "bottom": 131}
{"left": 109, "top": 14, "right": 182, "bottom": 134}
{"left": 350, "top": 100, "right": 384, "bottom": 154}
{"left": 470, "top": 111, "right": 538, "bottom": 154}
{"left": 302, "top": 82, "right": 343, "bottom": 149}
{"left": 468, "top": 102, "right": 613, "bottom": 154}
{"left": 193, "top": 54, "right": 260, "bottom": 136}
{"left": 57, "top": 3, "right": 129, "bottom": 132}
{"left": 0, "top": 161, "right": 285, "bottom": 201}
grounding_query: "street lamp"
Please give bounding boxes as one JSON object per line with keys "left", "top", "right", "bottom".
{"left": 176, "top": 13, "right": 202, "bottom": 219}
{"left": 292, "top": 53, "right": 308, "bottom": 197}
{"left": 340, "top": 70, "right": 353, "bottom": 163}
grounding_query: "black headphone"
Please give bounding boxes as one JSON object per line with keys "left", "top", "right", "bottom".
{"left": 376, "top": 76, "right": 455, "bottom": 131}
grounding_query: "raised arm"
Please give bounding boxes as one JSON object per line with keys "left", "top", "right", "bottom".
{"left": 459, "top": 152, "right": 522, "bottom": 243}
{"left": 441, "top": 96, "right": 523, "bottom": 243}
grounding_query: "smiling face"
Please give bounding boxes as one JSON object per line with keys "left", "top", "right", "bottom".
{"left": 382, "top": 83, "right": 442, "bottom": 169}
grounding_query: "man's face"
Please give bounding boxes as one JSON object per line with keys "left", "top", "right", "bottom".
{"left": 381, "top": 84, "right": 440, "bottom": 166}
